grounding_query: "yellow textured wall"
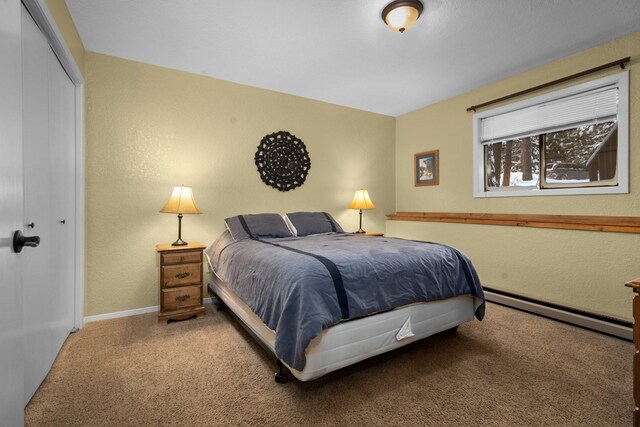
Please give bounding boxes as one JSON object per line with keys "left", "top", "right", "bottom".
{"left": 392, "top": 31, "right": 640, "bottom": 321}
{"left": 85, "top": 52, "right": 395, "bottom": 316}
{"left": 45, "top": 0, "right": 85, "bottom": 75}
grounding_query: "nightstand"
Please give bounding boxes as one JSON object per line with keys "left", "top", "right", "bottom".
{"left": 364, "top": 232, "right": 384, "bottom": 237}
{"left": 156, "top": 242, "right": 206, "bottom": 323}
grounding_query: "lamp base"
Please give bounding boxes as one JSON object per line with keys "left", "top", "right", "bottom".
{"left": 354, "top": 209, "right": 366, "bottom": 234}
{"left": 171, "top": 238, "right": 188, "bottom": 246}
{"left": 171, "top": 213, "right": 188, "bottom": 246}
{"left": 354, "top": 229, "right": 365, "bottom": 234}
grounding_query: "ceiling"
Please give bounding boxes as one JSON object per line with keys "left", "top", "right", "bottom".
{"left": 66, "top": 0, "right": 640, "bottom": 117}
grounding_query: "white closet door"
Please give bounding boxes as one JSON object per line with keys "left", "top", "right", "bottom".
{"left": 48, "top": 49, "right": 76, "bottom": 356}
{"left": 0, "top": 0, "right": 25, "bottom": 425}
{"left": 22, "top": 6, "right": 54, "bottom": 405}
{"left": 22, "top": 7, "right": 76, "bottom": 405}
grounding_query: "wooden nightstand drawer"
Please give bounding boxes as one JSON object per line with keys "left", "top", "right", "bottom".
{"left": 162, "top": 286, "right": 201, "bottom": 311}
{"left": 161, "top": 251, "right": 201, "bottom": 265}
{"left": 162, "top": 263, "right": 202, "bottom": 288}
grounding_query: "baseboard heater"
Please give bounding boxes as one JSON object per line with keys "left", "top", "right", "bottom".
{"left": 484, "top": 287, "right": 632, "bottom": 341}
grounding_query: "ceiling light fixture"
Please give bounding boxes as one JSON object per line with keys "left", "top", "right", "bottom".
{"left": 381, "top": 0, "right": 424, "bottom": 33}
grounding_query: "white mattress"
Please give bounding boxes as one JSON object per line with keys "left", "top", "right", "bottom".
{"left": 206, "top": 254, "right": 480, "bottom": 381}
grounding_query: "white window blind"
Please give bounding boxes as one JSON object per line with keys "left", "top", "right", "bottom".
{"left": 480, "top": 85, "right": 618, "bottom": 143}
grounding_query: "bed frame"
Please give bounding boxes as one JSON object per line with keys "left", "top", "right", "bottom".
{"left": 207, "top": 255, "right": 482, "bottom": 382}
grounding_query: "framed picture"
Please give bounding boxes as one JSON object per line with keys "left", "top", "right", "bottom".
{"left": 414, "top": 150, "right": 439, "bottom": 187}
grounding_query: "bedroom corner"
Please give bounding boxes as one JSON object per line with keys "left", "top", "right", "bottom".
{"left": 83, "top": 52, "right": 396, "bottom": 318}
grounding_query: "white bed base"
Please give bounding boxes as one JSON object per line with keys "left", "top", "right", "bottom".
{"left": 207, "top": 257, "right": 481, "bottom": 381}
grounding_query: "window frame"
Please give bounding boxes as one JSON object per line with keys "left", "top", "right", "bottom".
{"left": 472, "top": 71, "right": 629, "bottom": 198}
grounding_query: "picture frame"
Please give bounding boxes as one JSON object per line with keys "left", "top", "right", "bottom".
{"left": 414, "top": 150, "right": 439, "bottom": 187}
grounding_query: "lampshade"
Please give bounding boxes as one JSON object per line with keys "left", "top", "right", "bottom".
{"left": 349, "top": 190, "right": 376, "bottom": 210}
{"left": 381, "top": 0, "right": 424, "bottom": 33}
{"left": 160, "top": 185, "right": 202, "bottom": 215}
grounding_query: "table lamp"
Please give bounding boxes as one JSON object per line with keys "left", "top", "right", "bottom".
{"left": 348, "top": 189, "right": 375, "bottom": 233}
{"left": 160, "top": 185, "right": 202, "bottom": 246}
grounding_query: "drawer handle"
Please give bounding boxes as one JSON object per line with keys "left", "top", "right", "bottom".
{"left": 180, "top": 256, "right": 185, "bottom": 261}
{"left": 175, "top": 272, "right": 190, "bottom": 279}
{"left": 175, "top": 295, "right": 190, "bottom": 302}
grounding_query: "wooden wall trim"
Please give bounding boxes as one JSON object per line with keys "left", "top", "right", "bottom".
{"left": 386, "top": 212, "right": 640, "bottom": 234}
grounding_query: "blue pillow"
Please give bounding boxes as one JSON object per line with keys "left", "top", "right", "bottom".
{"left": 225, "top": 213, "right": 294, "bottom": 241}
{"left": 285, "top": 212, "right": 344, "bottom": 236}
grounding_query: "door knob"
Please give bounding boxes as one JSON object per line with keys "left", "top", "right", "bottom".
{"left": 27, "top": 222, "right": 35, "bottom": 228}
{"left": 59, "top": 219, "right": 66, "bottom": 224}
{"left": 12, "top": 230, "right": 40, "bottom": 253}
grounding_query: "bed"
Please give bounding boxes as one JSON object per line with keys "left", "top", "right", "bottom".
{"left": 205, "top": 212, "right": 485, "bottom": 382}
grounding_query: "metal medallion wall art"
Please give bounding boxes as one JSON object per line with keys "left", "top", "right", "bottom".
{"left": 255, "top": 131, "right": 311, "bottom": 192}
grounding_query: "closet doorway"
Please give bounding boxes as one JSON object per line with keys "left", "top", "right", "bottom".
{"left": 22, "top": 5, "right": 79, "bottom": 405}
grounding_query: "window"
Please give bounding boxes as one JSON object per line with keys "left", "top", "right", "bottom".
{"left": 473, "top": 71, "right": 628, "bottom": 197}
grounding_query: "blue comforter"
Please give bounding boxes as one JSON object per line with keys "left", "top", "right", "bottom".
{"left": 206, "top": 232, "right": 485, "bottom": 370}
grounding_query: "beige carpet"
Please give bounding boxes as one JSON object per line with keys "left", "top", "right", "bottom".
{"left": 25, "top": 302, "right": 632, "bottom": 426}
